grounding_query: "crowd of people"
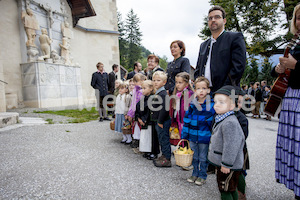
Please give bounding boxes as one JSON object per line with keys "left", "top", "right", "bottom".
{"left": 90, "top": 4, "right": 300, "bottom": 200}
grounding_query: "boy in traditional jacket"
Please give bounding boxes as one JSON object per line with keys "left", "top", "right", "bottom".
{"left": 208, "top": 85, "right": 245, "bottom": 200}
{"left": 151, "top": 71, "right": 172, "bottom": 167}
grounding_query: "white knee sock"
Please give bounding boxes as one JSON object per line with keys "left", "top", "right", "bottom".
{"left": 126, "top": 134, "right": 132, "bottom": 143}
{"left": 122, "top": 134, "right": 127, "bottom": 142}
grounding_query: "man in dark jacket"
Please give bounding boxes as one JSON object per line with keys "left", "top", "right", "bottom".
{"left": 91, "top": 62, "right": 111, "bottom": 122}
{"left": 126, "top": 62, "right": 142, "bottom": 80}
{"left": 194, "top": 6, "right": 246, "bottom": 92}
{"left": 108, "top": 64, "right": 119, "bottom": 94}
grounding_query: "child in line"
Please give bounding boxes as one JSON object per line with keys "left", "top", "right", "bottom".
{"left": 128, "top": 79, "right": 135, "bottom": 96}
{"left": 169, "top": 72, "right": 194, "bottom": 146}
{"left": 208, "top": 85, "right": 245, "bottom": 200}
{"left": 126, "top": 73, "right": 147, "bottom": 149}
{"left": 114, "top": 80, "right": 123, "bottom": 97}
{"left": 115, "top": 82, "right": 132, "bottom": 144}
{"left": 135, "top": 80, "right": 156, "bottom": 158}
{"left": 235, "top": 87, "right": 250, "bottom": 200}
{"left": 181, "top": 77, "right": 215, "bottom": 186}
{"left": 151, "top": 71, "right": 172, "bottom": 167}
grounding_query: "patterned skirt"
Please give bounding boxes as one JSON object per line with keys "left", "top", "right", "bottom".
{"left": 275, "top": 87, "right": 300, "bottom": 196}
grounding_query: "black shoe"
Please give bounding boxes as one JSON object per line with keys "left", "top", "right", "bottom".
{"left": 147, "top": 154, "right": 157, "bottom": 160}
{"left": 99, "top": 118, "right": 103, "bottom": 122}
{"left": 124, "top": 141, "right": 132, "bottom": 145}
{"left": 103, "top": 117, "right": 111, "bottom": 121}
{"left": 143, "top": 153, "right": 150, "bottom": 158}
{"left": 120, "top": 140, "right": 126, "bottom": 144}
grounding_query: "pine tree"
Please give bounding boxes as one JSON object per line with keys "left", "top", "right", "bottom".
{"left": 124, "top": 9, "right": 142, "bottom": 70}
{"left": 117, "top": 12, "right": 128, "bottom": 68}
{"left": 260, "top": 57, "right": 275, "bottom": 85}
{"left": 248, "top": 57, "right": 259, "bottom": 83}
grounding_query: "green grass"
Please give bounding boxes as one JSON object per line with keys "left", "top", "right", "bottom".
{"left": 45, "top": 118, "right": 54, "bottom": 124}
{"left": 35, "top": 107, "right": 99, "bottom": 123}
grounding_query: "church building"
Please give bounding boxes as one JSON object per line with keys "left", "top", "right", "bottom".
{"left": 0, "top": 0, "right": 120, "bottom": 112}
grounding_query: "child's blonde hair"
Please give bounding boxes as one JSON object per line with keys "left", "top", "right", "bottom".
{"left": 142, "top": 80, "right": 156, "bottom": 95}
{"left": 194, "top": 76, "right": 210, "bottom": 88}
{"left": 119, "top": 82, "right": 129, "bottom": 94}
{"left": 133, "top": 73, "right": 147, "bottom": 82}
{"left": 115, "top": 79, "right": 123, "bottom": 89}
{"left": 152, "top": 71, "right": 167, "bottom": 82}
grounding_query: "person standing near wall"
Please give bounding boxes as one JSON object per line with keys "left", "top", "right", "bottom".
{"left": 91, "top": 62, "right": 111, "bottom": 122}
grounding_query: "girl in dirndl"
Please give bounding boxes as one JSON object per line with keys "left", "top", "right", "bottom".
{"left": 169, "top": 72, "right": 194, "bottom": 146}
{"left": 273, "top": 4, "right": 300, "bottom": 199}
{"left": 126, "top": 73, "right": 147, "bottom": 149}
{"left": 135, "top": 80, "right": 156, "bottom": 159}
{"left": 115, "top": 82, "right": 131, "bottom": 144}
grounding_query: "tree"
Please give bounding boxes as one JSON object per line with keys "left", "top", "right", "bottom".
{"left": 125, "top": 9, "right": 143, "bottom": 70}
{"left": 248, "top": 57, "right": 259, "bottom": 83}
{"left": 199, "top": 0, "right": 298, "bottom": 57}
{"left": 260, "top": 57, "right": 276, "bottom": 85}
{"left": 117, "top": 12, "right": 128, "bottom": 68}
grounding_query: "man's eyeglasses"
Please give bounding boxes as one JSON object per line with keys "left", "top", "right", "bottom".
{"left": 208, "top": 15, "right": 222, "bottom": 21}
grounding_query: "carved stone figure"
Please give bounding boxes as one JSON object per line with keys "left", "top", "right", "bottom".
{"left": 27, "top": 46, "right": 39, "bottom": 62}
{"left": 21, "top": 8, "right": 40, "bottom": 47}
{"left": 61, "top": 21, "right": 73, "bottom": 40}
{"left": 38, "top": 28, "right": 52, "bottom": 61}
{"left": 50, "top": 50, "right": 62, "bottom": 64}
{"left": 59, "top": 37, "right": 71, "bottom": 65}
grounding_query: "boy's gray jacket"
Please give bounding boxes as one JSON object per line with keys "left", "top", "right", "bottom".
{"left": 208, "top": 115, "right": 245, "bottom": 170}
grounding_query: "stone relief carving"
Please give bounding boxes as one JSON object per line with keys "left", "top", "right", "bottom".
{"left": 21, "top": 1, "right": 77, "bottom": 66}
{"left": 59, "top": 37, "right": 71, "bottom": 65}
{"left": 50, "top": 50, "right": 62, "bottom": 64}
{"left": 21, "top": 8, "right": 39, "bottom": 47}
{"left": 65, "top": 68, "right": 75, "bottom": 84}
{"left": 38, "top": 28, "right": 52, "bottom": 61}
{"left": 26, "top": 46, "right": 39, "bottom": 62}
{"left": 40, "top": 65, "right": 58, "bottom": 84}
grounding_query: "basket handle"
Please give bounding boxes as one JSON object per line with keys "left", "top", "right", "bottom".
{"left": 175, "top": 139, "right": 191, "bottom": 150}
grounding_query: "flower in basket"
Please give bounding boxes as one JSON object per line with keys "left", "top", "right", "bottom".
{"left": 123, "top": 120, "right": 131, "bottom": 129}
{"left": 176, "top": 147, "right": 193, "bottom": 154}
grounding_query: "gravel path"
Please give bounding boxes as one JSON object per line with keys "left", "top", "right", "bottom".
{"left": 0, "top": 113, "right": 295, "bottom": 199}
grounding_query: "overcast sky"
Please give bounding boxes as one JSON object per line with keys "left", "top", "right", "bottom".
{"left": 116, "top": 0, "right": 211, "bottom": 67}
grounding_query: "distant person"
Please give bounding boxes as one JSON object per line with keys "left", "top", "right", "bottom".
{"left": 262, "top": 85, "right": 271, "bottom": 121}
{"left": 165, "top": 40, "right": 190, "bottom": 94}
{"left": 108, "top": 64, "right": 119, "bottom": 95}
{"left": 146, "top": 54, "right": 164, "bottom": 80}
{"left": 91, "top": 62, "right": 111, "bottom": 122}
{"left": 126, "top": 62, "right": 142, "bottom": 80}
{"left": 250, "top": 82, "right": 262, "bottom": 118}
{"left": 260, "top": 80, "right": 267, "bottom": 115}
{"left": 194, "top": 5, "right": 246, "bottom": 92}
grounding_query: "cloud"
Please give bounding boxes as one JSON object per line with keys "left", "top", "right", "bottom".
{"left": 116, "top": 0, "right": 211, "bottom": 66}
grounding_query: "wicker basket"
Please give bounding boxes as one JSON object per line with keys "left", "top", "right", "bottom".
{"left": 173, "top": 139, "right": 194, "bottom": 167}
{"left": 122, "top": 127, "right": 132, "bottom": 134}
{"left": 110, "top": 120, "right": 115, "bottom": 130}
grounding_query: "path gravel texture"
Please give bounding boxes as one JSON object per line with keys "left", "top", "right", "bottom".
{"left": 0, "top": 113, "right": 295, "bottom": 199}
